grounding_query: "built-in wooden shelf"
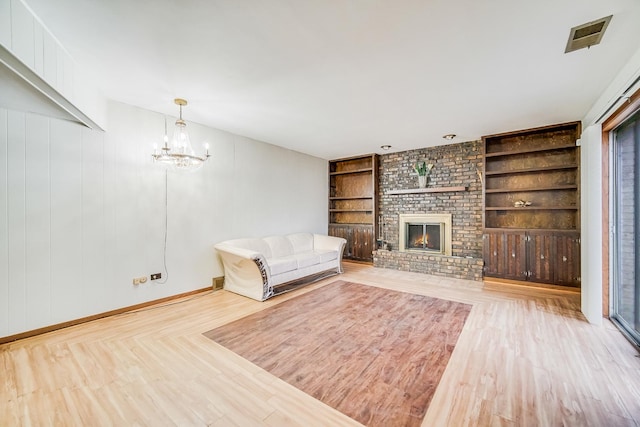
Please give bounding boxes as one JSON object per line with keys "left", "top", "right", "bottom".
{"left": 329, "top": 167, "right": 373, "bottom": 175}
{"left": 329, "top": 154, "right": 379, "bottom": 263}
{"left": 485, "top": 164, "right": 578, "bottom": 176}
{"left": 483, "top": 227, "right": 579, "bottom": 233}
{"left": 484, "top": 143, "right": 576, "bottom": 158}
{"left": 482, "top": 122, "right": 582, "bottom": 288}
{"left": 329, "top": 196, "right": 372, "bottom": 200}
{"left": 329, "top": 209, "right": 373, "bottom": 213}
{"left": 485, "top": 206, "right": 578, "bottom": 211}
{"left": 485, "top": 185, "right": 578, "bottom": 193}
{"left": 387, "top": 186, "right": 467, "bottom": 195}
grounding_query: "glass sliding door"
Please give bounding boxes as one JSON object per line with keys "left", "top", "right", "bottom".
{"left": 612, "top": 109, "right": 640, "bottom": 345}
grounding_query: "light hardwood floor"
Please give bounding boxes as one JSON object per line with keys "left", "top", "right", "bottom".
{"left": 2, "top": 262, "right": 639, "bottom": 426}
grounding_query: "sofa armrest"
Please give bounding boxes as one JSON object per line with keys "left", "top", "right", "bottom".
{"left": 214, "top": 243, "right": 273, "bottom": 301}
{"left": 313, "top": 234, "right": 347, "bottom": 273}
{"left": 214, "top": 243, "right": 262, "bottom": 260}
{"left": 313, "top": 234, "right": 347, "bottom": 252}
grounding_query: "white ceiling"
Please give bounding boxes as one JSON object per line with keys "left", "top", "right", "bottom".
{"left": 23, "top": 0, "right": 640, "bottom": 160}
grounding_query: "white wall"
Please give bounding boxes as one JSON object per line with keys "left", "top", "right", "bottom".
{"left": 580, "top": 44, "right": 640, "bottom": 324}
{"left": 580, "top": 124, "right": 603, "bottom": 325}
{"left": 0, "top": 101, "right": 328, "bottom": 337}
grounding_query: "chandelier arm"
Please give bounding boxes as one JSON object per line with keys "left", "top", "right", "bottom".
{"left": 163, "top": 115, "right": 169, "bottom": 149}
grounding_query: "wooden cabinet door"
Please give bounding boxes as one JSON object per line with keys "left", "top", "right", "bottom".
{"left": 503, "top": 231, "right": 527, "bottom": 281}
{"left": 351, "top": 225, "right": 374, "bottom": 262}
{"left": 527, "top": 231, "right": 554, "bottom": 284}
{"left": 483, "top": 231, "right": 503, "bottom": 277}
{"left": 482, "top": 229, "right": 581, "bottom": 287}
{"left": 483, "top": 231, "right": 526, "bottom": 280}
{"left": 329, "top": 224, "right": 351, "bottom": 258}
{"left": 554, "top": 232, "right": 581, "bottom": 287}
{"left": 329, "top": 224, "right": 374, "bottom": 262}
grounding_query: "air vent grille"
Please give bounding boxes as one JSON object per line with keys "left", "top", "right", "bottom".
{"left": 565, "top": 15, "right": 612, "bottom": 53}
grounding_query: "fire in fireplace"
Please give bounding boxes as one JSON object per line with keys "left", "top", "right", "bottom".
{"left": 406, "top": 223, "right": 442, "bottom": 252}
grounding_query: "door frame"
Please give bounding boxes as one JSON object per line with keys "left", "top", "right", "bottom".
{"left": 601, "top": 88, "right": 640, "bottom": 317}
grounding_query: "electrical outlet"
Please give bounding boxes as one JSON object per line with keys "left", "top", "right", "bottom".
{"left": 151, "top": 273, "right": 161, "bottom": 281}
{"left": 132, "top": 276, "right": 147, "bottom": 285}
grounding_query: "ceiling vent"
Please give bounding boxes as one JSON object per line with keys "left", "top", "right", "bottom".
{"left": 565, "top": 15, "right": 612, "bottom": 53}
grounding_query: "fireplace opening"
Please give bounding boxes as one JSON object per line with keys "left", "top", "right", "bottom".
{"left": 399, "top": 213, "right": 452, "bottom": 256}
{"left": 406, "top": 223, "right": 443, "bottom": 252}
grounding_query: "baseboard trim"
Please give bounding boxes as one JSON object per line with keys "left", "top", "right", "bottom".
{"left": 483, "top": 277, "right": 581, "bottom": 294}
{"left": 0, "top": 287, "right": 213, "bottom": 345}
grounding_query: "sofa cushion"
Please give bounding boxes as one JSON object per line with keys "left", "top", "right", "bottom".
{"left": 294, "top": 251, "right": 322, "bottom": 269}
{"left": 263, "top": 236, "right": 294, "bottom": 258}
{"left": 287, "top": 233, "right": 314, "bottom": 253}
{"left": 267, "top": 257, "right": 298, "bottom": 276}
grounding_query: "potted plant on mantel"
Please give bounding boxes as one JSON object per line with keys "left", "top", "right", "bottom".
{"left": 413, "top": 161, "right": 434, "bottom": 188}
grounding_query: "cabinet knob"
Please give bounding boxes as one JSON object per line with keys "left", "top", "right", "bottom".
{"left": 512, "top": 252, "right": 516, "bottom": 258}
{"left": 563, "top": 256, "right": 567, "bottom": 262}
{"left": 493, "top": 251, "right": 497, "bottom": 256}
{"left": 541, "top": 254, "right": 545, "bottom": 259}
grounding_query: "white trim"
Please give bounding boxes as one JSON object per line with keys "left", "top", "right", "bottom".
{"left": 583, "top": 46, "right": 640, "bottom": 126}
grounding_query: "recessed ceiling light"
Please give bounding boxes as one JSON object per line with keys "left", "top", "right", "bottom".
{"left": 380, "top": 145, "right": 392, "bottom": 150}
{"left": 442, "top": 134, "right": 456, "bottom": 140}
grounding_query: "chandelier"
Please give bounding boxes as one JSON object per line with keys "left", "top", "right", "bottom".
{"left": 152, "top": 98, "right": 210, "bottom": 171}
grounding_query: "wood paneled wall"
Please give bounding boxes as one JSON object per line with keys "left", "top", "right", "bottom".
{"left": 0, "top": 0, "right": 106, "bottom": 128}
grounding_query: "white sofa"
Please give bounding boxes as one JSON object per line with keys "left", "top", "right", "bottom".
{"left": 214, "top": 233, "right": 347, "bottom": 301}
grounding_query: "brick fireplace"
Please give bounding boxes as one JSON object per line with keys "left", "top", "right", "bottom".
{"left": 373, "top": 141, "right": 484, "bottom": 281}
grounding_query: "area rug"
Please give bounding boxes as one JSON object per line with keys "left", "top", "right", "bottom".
{"left": 203, "top": 280, "right": 471, "bottom": 426}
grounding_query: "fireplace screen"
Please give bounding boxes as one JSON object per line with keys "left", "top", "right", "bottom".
{"left": 405, "top": 223, "right": 443, "bottom": 252}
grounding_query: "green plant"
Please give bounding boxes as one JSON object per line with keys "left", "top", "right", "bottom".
{"left": 413, "top": 161, "right": 434, "bottom": 176}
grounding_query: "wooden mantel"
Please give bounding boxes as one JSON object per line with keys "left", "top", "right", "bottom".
{"left": 387, "top": 186, "right": 468, "bottom": 195}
